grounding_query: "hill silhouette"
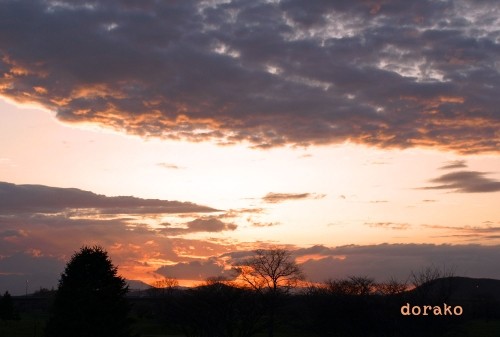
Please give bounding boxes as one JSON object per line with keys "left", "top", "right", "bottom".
{"left": 413, "top": 276, "right": 500, "bottom": 301}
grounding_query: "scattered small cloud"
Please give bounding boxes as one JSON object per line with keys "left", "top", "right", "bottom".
{"left": 262, "top": 192, "right": 325, "bottom": 204}
{"left": 440, "top": 160, "right": 467, "bottom": 170}
{"left": 218, "top": 208, "right": 265, "bottom": 219}
{"left": 421, "top": 224, "right": 500, "bottom": 242}
{"left": 364, "top": 222, "right": 411, "bottom": 230}
{"left": 0, "top": 229, "right": 27, "bottom": 239}
{"left": 159, "top": 217, "right": 237, "bottom": 236}
{"left": 421, "top": 171, "right": 500, "bottom": 193}
{"left": 251, "top": 222, "right": 280, "bottom": 228}
{"left": 423, "top": 224, "right": 500, "bottom": 235}
{"left": 364, "top": 160, "right": 389, "bottom": 166}
{"left": 157, "top": 162, "right": 183, "bottom": 170}
{"left": 187, "top": 218, "right": 237, "bottom": 233}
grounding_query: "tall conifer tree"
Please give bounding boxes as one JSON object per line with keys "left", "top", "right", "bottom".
{"left": 45, "top": 246, "right": 134, "bottom": 337}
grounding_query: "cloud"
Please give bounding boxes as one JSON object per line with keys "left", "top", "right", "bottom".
{"left": 295, "top": 244, "right": 500, "bottom": 282}
{"left": 0, "top": 181, "right": 236, "bottom": 293}
{"left": 156, "top": 258, "right": 232, "bottom": 281}
{"left": 421, "top": 171, "right": 500, "bottom": 193}
{"left": 219, "top": 208, "right": 265, "bottom": 218}
{"left": 364, "top": 222, "right": 411, "bottom": 230}
{"left": 159, "top": 217, "right": 237, "bottom": 236}
{"left": 157, "top": 162, "right": 183, "bottom": 170}
{"left": 215, "top": 243, "right": 500, "bottom": 283}
{"left": 440, "top": 160, "right": 468, "bottom": 170}
{"left": 0, "top": 181, "right": 217, "bottom": 214}
{"left": 0, "top": 229, "right": 27, "bottom": 239}
{"left": 0, "top": 252, "right": 65, "bottom": 295}
{"left": 262, "top": 192, "right": 325, "bottom": 203}
{"left": 422, "top": 224, "right": 500, "bottom": 241}
{"left": 188, "top": 218, "right": 237, "bottom": 232}
{"left": 0, "top": 0, "right": 498, "bottom": 153}
{"left": 251, "top": 222, "right": 280, "bottom": 228}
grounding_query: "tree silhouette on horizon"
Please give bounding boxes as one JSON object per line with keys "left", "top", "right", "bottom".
{"left": 45, "top": 245, "right": 135, "bottom": 337}
{"left": 0, "top": 291, "right": 16, "bottom": 321}
{"left": 234, "top": 248, "right": 305, "bottom": 337}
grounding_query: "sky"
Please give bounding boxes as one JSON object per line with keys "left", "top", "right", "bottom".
{"left": 0, "top": 0, "right": 499, "bottom": 295}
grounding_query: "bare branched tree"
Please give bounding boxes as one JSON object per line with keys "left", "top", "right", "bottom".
{"left": 324, "top": 276, "right": 375, "bottom": 296}
{"left": 410, "top": 264, "right": 455, "bottom": 288}
{"left": 376, "top": 277, "right": 408, "bottom": 295}
{"left": 233, "top": 248, "right": 305, "bottom": 337}
{"left": 203, "top": 276, "right": 235, "bottom": 288}
{"left": 234, "top": 248, "right": 305, "bottom": 293}
{"left": 149, "top": 276, "right": 179, "bottom": 297}
{"left": 410, "top": 264, "right": 456, "bottom": 302}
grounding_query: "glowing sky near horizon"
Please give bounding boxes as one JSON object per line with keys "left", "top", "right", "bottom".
{"left": 2, "top": 99, "right": 499, "bottom": 248}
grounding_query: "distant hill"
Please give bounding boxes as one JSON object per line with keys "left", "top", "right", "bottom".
{"left": 413, "top": 276, "right": 500, "bottom": 301}
{"left": 446, "top": 277, "right": 500, "bottom": 301}
{"left": 126, "top": 279, "right": 152, "bottom": 291}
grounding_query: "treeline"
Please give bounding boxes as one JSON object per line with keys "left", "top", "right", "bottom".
{"left": 134, "top": 274, "right": 499, "bottom": 337}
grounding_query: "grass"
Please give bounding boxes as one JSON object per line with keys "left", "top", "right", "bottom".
{"left": 0, "top": 313, "right": 183, "bottom": 337}
{"left": 3, "top": 309, "right": 500, "bottom": 337}
{"left": 0, "top": 315, "right": 46, "bottom": 337}
{"left": 449, "top": 320, "right": 500, "bottom": 337}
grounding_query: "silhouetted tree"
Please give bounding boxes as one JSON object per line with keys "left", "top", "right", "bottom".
{"left": 148, "top": 276, "right": 179, "bottom": 297}
{"left": 376, "top": 277, "right": 408, "bottom": 295}
{"left": 324, "top": 276, "right": 375, "bottom": 296}
{"left": 234, "top": 248, "right": 305, "bottom": 337}
{"left": 234, "top": 248, "right": 305, "bottom": 293}
{"left": 0, "top": 291, "right": 16, "bottom": 321}
{"left": 45, "top": 245, "right": 135, "bottom": 337}
{"left": 410, "top": 264, "right": 456, "bottom": 302}
{"left": 168, "top": 282, "right": 265, "bottom": 337}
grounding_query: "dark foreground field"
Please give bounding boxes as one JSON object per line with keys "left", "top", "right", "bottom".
{"left": 3, "top": 277, "right": 500, "bottom": 337}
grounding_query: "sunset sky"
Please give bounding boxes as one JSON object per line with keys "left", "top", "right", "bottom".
{"left": 1, "top": 0, "right": 499, "bottom": 295}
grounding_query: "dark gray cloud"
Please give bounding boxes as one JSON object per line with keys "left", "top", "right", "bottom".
{"left": 0, "top": 182, "right": 235, "bottom": 268}
{"left": 294, "top": 244, "right": 500, "bottom": 282}
{"left": 159, "top": 217, "right": 237, "bottom": 236}
{"left": 156, "top": 258, "right": 232, "bottom": 280}
{"left": 216, "top": 243, "right": 500, "bottom": 282}
{"left": 187, "top": 218, "right": 237, "bottom": 232}
{"left": 0, "top": 181, "right": 217, "bottom": 214}
{"left": 0, "top": 252, "right": 65, "bottom": 295}
{"left": 422, "top": 171, "right": 500, "bottom": 193}
{"left": 0, "top": 0, "right": 498, "bottom": 153}
{"left": 262, "top": 192, "right": 325, "bottom": 203}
